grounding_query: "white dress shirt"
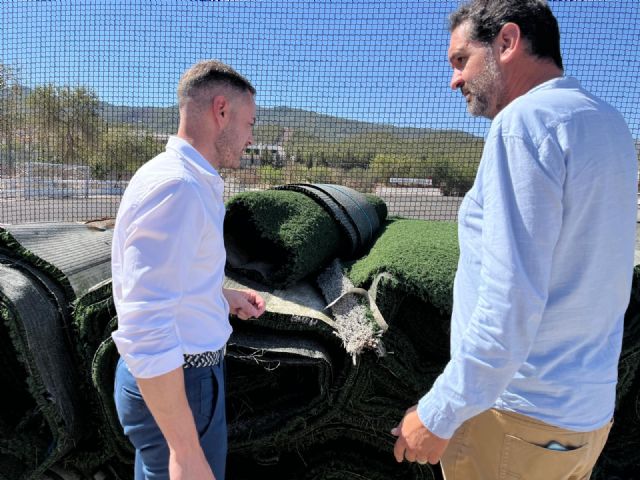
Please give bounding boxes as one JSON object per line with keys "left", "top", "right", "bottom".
{"left": 111, "top": 136, "right": 231, "bottom": 379}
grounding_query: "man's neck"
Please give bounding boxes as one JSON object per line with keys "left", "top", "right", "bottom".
{"left": 502, "top": 59, "right": 563, "bottom": 109}
{"left": 176, "top": 125, "right": 220, "bottom": 170}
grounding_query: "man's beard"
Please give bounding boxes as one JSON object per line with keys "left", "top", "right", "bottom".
{"left": 214, "top": 125, "right": 240, "bottom": 169}
{"left": 464, "top": 49, "right": 504, "bottom": 119}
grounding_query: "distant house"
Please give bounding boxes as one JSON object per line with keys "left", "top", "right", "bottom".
{"left": 242, "top": 144, "right": 285, "bottom": 167}
{"left": 151, "top": 133, "right": 171, "bottom": 142}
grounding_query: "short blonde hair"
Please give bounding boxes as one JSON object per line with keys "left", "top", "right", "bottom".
{"left": 177, "top": 60, "right": 255, "bottom": 108}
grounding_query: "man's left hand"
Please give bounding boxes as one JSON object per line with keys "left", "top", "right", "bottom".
{"left": 223, "top": 288, "right": 266, "bottom": 320}
{"left": 391, "top": 405, "right": 450, "bottom": 465}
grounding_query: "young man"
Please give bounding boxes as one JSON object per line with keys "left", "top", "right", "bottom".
{"left": 112, "top": 60, "right": 266, "bottom": 480}
{"left": 392, "top": 1, "right": 638, "bottom": 478}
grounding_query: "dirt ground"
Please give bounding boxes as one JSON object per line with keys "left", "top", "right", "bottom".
{"left": 0, "top": 187, "right": 463, "bottom": 224}
{"left": 2, "top": 193, "right": 638, "bottom": 266}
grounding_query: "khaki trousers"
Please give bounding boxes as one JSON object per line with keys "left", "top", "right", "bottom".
{"left": 440, "top": 408, "right": 612, "bottom": 480}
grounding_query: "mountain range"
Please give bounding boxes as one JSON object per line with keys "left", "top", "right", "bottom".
{"left": 98, "top": 102, "right": 640, "bottom": 158}
{"left": 98, "top": 102, "right": 482, "bottom": 144}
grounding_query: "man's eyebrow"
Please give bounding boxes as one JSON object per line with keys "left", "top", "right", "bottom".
{"left": 448, "top": 49, "right": 465, "bottom": 63}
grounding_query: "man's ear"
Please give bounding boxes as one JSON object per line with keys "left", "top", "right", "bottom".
{"left": 496, "top": 22, "right": 521, "bottom": 63}
{"left": 212, "top": 95, "right": 229, "bottom": 126}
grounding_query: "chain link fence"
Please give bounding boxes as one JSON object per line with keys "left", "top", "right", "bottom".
{"left": 1, "top": 0, "right": 638, "bottom": 224}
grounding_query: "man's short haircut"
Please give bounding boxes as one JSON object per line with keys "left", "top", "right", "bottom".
{"left": 177, "top": 59, "right": 256, "bottom": 108}
{"left": 450, "top": 0, "right": 563, "bottom": 70}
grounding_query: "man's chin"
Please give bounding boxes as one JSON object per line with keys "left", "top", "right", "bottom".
{"left": 467, "top": 101, "right": 488, "bottom": 118}
{"left": 227, "top": 159, "right": 242, "bottom": 170}
{"left": 219, "top": 156, "right": 241, "bottom": 170}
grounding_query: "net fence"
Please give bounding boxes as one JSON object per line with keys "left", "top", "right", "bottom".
{"left": 1, "top": 0, "right": 639, "bottom": 224}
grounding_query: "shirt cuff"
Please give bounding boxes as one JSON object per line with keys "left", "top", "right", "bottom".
{"left": 117, "top": 345, "right": 185, "bottom": 379}
{"left": 417, "top": 391, "right": 459, "bottom": 439}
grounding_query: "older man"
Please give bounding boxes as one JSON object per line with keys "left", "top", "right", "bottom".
{"left": 393, "top": 1, "right": 637, "bottom": 479}
{"left": 112, "top": 60, "right": 266, "bottom": 480}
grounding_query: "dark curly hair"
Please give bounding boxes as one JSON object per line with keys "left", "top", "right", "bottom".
{"left": 450, "top": 0, "right": 563, "bottom": 70}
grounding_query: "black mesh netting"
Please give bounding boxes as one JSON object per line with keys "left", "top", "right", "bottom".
{"left": 1, "top": 2, "right": 639, "bottom": 479}
{"left": 1, "top": 1, "right": 638, "bottom": 224}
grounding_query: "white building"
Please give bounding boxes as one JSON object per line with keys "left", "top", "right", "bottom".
{"left": 242, "top": 144, "right": 286, "bottom": 167}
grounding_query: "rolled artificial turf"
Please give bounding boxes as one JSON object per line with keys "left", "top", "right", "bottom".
{"left": 0, "top": 210, "right": 638, "bottom": 480}
{"left": 224, "top": 187, "right": 387, "bottom": 288}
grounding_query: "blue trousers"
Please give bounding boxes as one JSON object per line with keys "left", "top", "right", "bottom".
{"left": 114, "top": 358, "right": 227, "bottom": 480}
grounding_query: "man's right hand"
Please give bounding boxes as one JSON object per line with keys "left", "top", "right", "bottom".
{"left": 169, "top": 448, "right": 215, "bottom": 480}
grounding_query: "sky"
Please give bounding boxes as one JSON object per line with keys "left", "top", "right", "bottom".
{"left": 2, "top": 0, "right": 639, "bottom": 139}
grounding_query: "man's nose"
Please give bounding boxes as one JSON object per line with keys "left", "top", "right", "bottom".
{"left": 450, "top": 70, "right": 464, "bottom": 91}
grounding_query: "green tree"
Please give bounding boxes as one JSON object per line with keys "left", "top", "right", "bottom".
{"left": 89, "top": 125, "right": 162, "bottom": 180}
{"left": 0, "top": 64, "right": 24, "bottom": 176}
{"left": 260, "top": 147, "right": 276, "bottom": 167}
{"left": 305, "top": 151, "right": 314, "bottom": 169}
{"left": 27, "top": 84, "right": 102, "bottom": 164}
{"left": 370, "top": 153, "right": 415, "bottom": 182}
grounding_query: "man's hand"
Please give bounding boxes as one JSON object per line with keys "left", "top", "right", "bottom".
{"left": 169, "top": 447, "right": 215, "bottom": 480}
{"left": 223, "top": 288, "right": 266, "bottom": 320}
{"left": 391, "top": 405, "right": 450, "bottom": 465}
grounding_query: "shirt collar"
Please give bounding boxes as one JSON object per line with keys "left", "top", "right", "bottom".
{"left": 165, "top": 135, "right": 222, "bottom": 180}
{"left": 526, "top": 75, "right": 580, "bottom": 96}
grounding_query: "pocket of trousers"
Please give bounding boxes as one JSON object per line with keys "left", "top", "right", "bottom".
{"left": 500, "top": 434, "right": 589, "bottom": 480}
{"left": 185, "top": 374, "right": 217, "bottom": 436}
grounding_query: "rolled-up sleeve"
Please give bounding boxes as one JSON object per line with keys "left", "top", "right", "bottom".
{"left": 417, "top": 131, "right": 566, "bottom": 438}
{"left": 112, "top": 178, "right": 205, "bottom": 378}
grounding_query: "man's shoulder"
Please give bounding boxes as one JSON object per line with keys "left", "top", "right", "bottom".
{"left": 121, "top": 152, "right": 203, "bottom": 208}
{"left": 495, "top": 77, "right": 623, "bottom": 142}
{"left": 130, "top": 151, "right": 199, "bottom": 187}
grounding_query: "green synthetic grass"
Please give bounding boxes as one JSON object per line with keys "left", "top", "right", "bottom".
{"left": 63, "top": 283, "right": 134, "bottom": 474}
{"left": 0, "top": 217, "right": 637, "bottom": 479}
{"left": 347, "top": 218, "right": 459, "bottom": 315}
{"left": 0, "top": 288, "right": 68, "bottom": 480}
{"left": 224, "top": 189, "right": 387, "bottom": 288}
{"left": 225, "top": 190, "right": 343, "bottom": 287}
{"left": 223, "top": 218, "right": 460, "bottom": 473}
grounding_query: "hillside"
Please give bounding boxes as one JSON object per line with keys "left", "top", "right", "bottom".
{"left": 98, "top": 102, "right": 482, "bottom": 145}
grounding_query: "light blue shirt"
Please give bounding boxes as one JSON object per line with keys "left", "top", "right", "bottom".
{"left": 418, "top": 77, "right": 638, "bottom": 438}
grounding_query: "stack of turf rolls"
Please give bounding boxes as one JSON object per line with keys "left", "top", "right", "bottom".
{"left": 0, "top": 222, "right": 118, "bottom": 479}
{"left": 1, "top": 183, "right": 638, "bottom": 480}
{"left": 223, "top": 184, "right": 640, "bottom": 480}
{"left": 222, "top": 184, "right": 460, "bottom": 479}
{"left": 223, "top": 217, "right": 461, "bottom": 479}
